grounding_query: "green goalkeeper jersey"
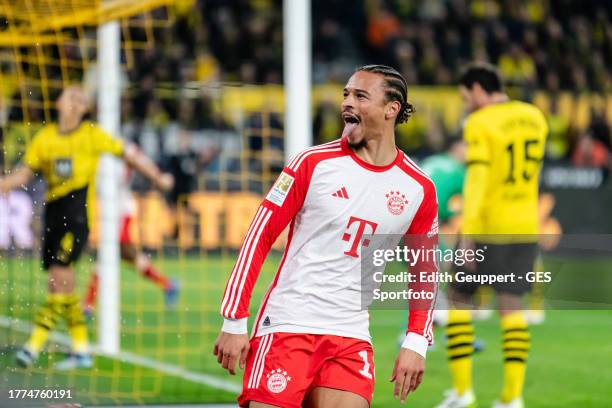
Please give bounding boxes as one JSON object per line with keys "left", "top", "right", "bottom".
{"left": 420, "top": 153, "right": 465, "bottom": 223}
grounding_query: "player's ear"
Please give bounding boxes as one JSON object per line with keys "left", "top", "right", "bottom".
{"left": 473, "top": 83, "right": 486, "bottom": 99}
{"left": 385, "top": 100, "right": 401, "bottom": 121}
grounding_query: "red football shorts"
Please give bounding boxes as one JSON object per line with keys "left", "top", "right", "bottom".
{"left": 238, "top": 332, "right": 375, "bottom": 408}
{"left": 119, "top": 215, "right": 132, "bottom": 244}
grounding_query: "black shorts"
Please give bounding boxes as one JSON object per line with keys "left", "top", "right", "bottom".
{"left": 42, "top": 187, "right": 90, "bottom": 270}
{"left": 451, "top": 242, "right": 538, "bottom": 296}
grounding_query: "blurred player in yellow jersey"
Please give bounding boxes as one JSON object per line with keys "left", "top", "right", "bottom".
{"left": 0, "top": 86, "right": 173, "bottom": 370}
{"left": 436, "top": 64, "right": 548, "bottom": 408}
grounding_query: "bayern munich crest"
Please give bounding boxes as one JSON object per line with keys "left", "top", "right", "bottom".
{"left": 386, "top": 191, "right": 409, "bottom": 215}
{"left": 266, "top": 368, "right": 292, "bottom": 393}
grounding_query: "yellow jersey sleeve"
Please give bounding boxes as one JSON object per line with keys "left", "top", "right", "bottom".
{"left": 91, "top": 124, "right": 124, "bottom": 156}
{"left": 462, "top": 115, "right": 490, "bottom": 235}
{"left": 464, "top": 116, "right": 490, "bottom": 165}
{"left": 22, "top": 127, "right": 48, "bottom": 171}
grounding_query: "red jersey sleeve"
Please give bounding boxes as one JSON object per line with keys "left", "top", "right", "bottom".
{"left": 404, "top": 180, "right": 439, "bottom": 348}
{"left": 220, "top": 163, "right": 309, "bottom": 320}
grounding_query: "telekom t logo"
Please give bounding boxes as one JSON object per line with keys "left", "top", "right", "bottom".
{"left": 342, "top": 216, "right": 378, "bottom": 258}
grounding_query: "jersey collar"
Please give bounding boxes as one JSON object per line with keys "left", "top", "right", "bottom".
{"left": 341, "top": 136, "right": 403, "bottom": 172}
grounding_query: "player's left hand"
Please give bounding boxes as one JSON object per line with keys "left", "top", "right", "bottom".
{"left": 390, "top": 348, "right": 425, "bottom": 403}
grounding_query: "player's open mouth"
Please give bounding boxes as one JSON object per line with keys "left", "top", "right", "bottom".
{"left": 342, "top": 112, "right": 361, "bottom": 138}
{"left": 342, "top": 113, "right": 360, "bottom": 124}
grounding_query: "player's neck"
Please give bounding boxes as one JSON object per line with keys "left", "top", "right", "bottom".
{"left": 484, "top": 93, "right": 509, "bottom": 107}
{"left": 58, "top": 116, "right": 83, "bottom": 135}
{"left": 351, "top": 134, "right": 397, "bottom": 167}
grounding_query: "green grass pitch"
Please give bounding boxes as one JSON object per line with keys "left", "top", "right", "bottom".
{"left": 1, "top": 254, "right": 611, "bottom": 407}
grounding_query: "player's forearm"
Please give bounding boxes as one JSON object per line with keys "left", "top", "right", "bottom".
{"left": 405, "top": 273, "right": 436, "bottom": 358}
{"left": 220, "top": 203, "right": 280, "bottom": 324}
{"left": 0, "top": 166, "right": 34, "bottom": 192}
{"left": 405, "top": 261, "right": 437, "bottom": 358}
{"left": 122, "top": 144, "right": 165, "bottom": 189}
{"left": 219, "top": 263, "right": 263, "bottom": 334}
{"left": 221, "top": 237, "right": 273, "bottom": 320}
{"left": 220, "top": 196, "right": 298, "bottom": 332}
{"left": 402, "top": 187, "right": 438, "bottom": 358}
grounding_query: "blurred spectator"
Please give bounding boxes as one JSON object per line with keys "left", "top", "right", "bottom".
{"left": 544, "top": 71, "right": 560, "bottom": 94}
{"left": 498, "top": 44, "right": 536, "bottom": 88}
{"left": 571, "top": 131, "right": 610, "bottom": 169}
{"left": 470, "top": 0, "right": 500, "bottom": 20}
{"left": 418, "top": 0, "right": 447, "bottom": 21}
{"left": 315, "top": 19, "right": 358, "bottom": 63}
{"left": 418, "top": 45, "right": 442, "bottom": 84}
{"left": 442, "top": 28, "right": 464, "bottom": 72}
{"left": 195, "top": 49, "right": 220, "bottom": 83}
{"left": 545, "top": 99, "right": 571, "bottom": 161}
{"left": 391, "top": 41, "right": 418, "bottom": 85}
{"left": 366, "top": 6, "right": 401, "bottom": 59}
{"left": 166, "top": 130, "right": 219, "bottom": 206}
{"left": 313, "top": 99, "right": 343, "bottom": 145}
{"left": 588, "top": 108, "right": 611, "bottom": 152}
{"left": 395, "top": 114, "right": 428, "bottom": 158}
{"left": 245, "top": 110, "right": 285, "bottom": 176}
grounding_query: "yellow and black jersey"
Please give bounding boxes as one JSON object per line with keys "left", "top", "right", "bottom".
{"left": 23, "top": 121, "right": 124, "bottom": 203}
{"left": 462, "top": 100, "right": 548, "bottom": 239}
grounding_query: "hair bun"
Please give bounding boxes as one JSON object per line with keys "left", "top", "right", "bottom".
{"left": 399, "top": 102, "right": 415, "bottom": 124}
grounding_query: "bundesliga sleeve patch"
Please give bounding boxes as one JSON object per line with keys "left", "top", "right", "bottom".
{"left": 266, "top": 172, "right": 294, "bottom": 206}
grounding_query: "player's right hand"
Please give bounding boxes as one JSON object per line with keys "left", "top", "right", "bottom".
{"left": 213, "top": 332, "right": 250, "bottom": 375}
{"left": 390, "top": 348, "right": 425, "bottom": 403}
{"left": 157, "top": 173, "right": 174, "bottom": 192}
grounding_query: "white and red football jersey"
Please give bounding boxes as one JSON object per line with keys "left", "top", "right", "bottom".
{"left": 118, "top": 164, "right": 137, "bottom": 217}
{"left": 221, "top": 137, "right": 438, "bottom": 355}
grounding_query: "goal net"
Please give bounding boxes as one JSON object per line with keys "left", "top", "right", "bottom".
{"left": 0, "top": 1, "right": 476, "bottom": 406}
{"left": 0, "top": 0, "right": 253, "bottom": 405}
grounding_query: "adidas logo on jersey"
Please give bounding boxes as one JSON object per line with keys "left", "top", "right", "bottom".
{"left": 263, "top": 316, "right": 271, "bottom": 326}
{"left": 332, "top": 187, "right": 349, "bottom": 199}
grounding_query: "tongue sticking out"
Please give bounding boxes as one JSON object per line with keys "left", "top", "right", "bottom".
{"left": 342, "top": 122, "right": 359, "bottom": 138}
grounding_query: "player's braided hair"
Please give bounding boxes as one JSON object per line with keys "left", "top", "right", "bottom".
{"left": 358, "top": 64, "right": 414, "bottom": 125}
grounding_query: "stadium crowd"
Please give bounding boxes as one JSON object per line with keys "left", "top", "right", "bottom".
{"left": 2, "top": 0, "right": 611, "bottom": 192}
{"left": 123, "top": 0, "right": 612, "bottom": 173}
{"left": 168, "top": 0, "right": 612, "bottom": 93}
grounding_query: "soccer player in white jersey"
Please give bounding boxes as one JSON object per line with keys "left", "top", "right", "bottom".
{"left": 214, "top": 65, "right": 439, "bottom": 407}
{"left": 82, "top": 164, "right": 179, "bottom": 316}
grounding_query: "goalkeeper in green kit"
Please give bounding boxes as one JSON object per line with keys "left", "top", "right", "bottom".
{"left": 421, "top": 136, "right": 466, "bottom": 230}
